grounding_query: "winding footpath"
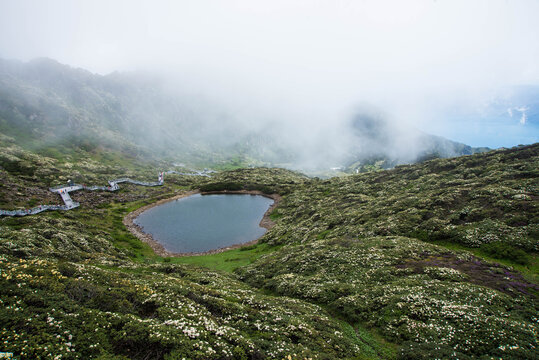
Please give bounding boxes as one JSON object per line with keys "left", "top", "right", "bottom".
{"left": 0, "top": 169, "right": 214, "bottom": 217}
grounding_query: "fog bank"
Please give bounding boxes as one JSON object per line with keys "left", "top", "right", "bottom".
{"left": 1, "top": 0, "right": 538, "bottom": 155}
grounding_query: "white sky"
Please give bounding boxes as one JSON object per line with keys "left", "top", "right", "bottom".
{"left": 1, "top": 0, "right": 538, "bottom": 147}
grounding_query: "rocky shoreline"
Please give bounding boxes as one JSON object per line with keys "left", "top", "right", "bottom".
{"left": 123, "top": 190, "right": 281, "bottom": 257}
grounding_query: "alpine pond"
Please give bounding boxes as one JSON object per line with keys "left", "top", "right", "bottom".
{"left": 134, "top": 194, "right": 274, "bottom": 253}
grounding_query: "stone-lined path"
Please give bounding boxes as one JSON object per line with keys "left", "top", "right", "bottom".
{"left": 0, "top": 169, "right": 213, "bottom": 217}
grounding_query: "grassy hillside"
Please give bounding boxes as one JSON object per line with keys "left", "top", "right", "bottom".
{"left": 0, "top": 143, "right": 537, "bottom": 359}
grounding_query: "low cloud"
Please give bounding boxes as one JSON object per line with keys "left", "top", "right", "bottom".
{"left": 1, "top": 0, "right": 538, "bottom": 152}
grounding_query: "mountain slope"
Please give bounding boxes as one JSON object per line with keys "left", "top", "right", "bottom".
{"left": 343, "top": 110, "right": 489, "bottom": 173}
{"left": 1, "top": 57, "right": 493, "bottom": 172}
{"left": 0, "top": 142, "right": 537, "bottom": 359}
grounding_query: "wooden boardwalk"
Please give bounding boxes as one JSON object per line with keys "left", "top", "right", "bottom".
{"left": 0, "top": 170, "right": 212, "bottom": 217}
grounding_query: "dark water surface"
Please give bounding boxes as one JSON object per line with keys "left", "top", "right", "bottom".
{"left": 134, "top": 194, "right": 274, "bottom": 253}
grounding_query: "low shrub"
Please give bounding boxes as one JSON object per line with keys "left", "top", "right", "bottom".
{"left": 199, "top": 182, "right": 243, "bottom": 192}
{"left": 480, "top": 242, "right": 530, "bottom": 265}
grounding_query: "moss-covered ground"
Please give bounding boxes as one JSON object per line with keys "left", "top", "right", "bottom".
{"left": 171, "top": 243, "right": 282, "bottom": 273}
{"left": 0, "top": 139, "right": 537, "bottom": 359}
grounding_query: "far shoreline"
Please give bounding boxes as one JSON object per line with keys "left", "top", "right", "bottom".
{"left": 123, "top": 189, "right": 281, "bottom": 258}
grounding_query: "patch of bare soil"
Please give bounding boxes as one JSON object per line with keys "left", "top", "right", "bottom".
{"left": 398, "top": 252, "right": 538, "bottom": 299}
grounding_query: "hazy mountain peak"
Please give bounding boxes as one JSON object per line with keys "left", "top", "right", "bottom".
{"left": 0, "top": 57, "right": 498, "bottom": 173}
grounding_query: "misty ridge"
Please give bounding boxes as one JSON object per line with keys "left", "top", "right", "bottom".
{"left": 0, "top": 57, "right": 495, "bottom": 174}
{"left": 1, "top": 0, "right": 538, "bottom": 171}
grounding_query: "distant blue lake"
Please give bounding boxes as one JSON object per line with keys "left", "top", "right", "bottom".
{"left": 134, "top": 194, "right": 274, "bottom": 253}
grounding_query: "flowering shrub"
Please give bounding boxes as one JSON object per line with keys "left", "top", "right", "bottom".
{"left": 0, "top": 142, "right": 537, "bottom": 359}
{"left": 238, "top": 237, "right": 538, "bottom": 359}
{"left": 0, "top": 256, "right": 363, "bottom": 359}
